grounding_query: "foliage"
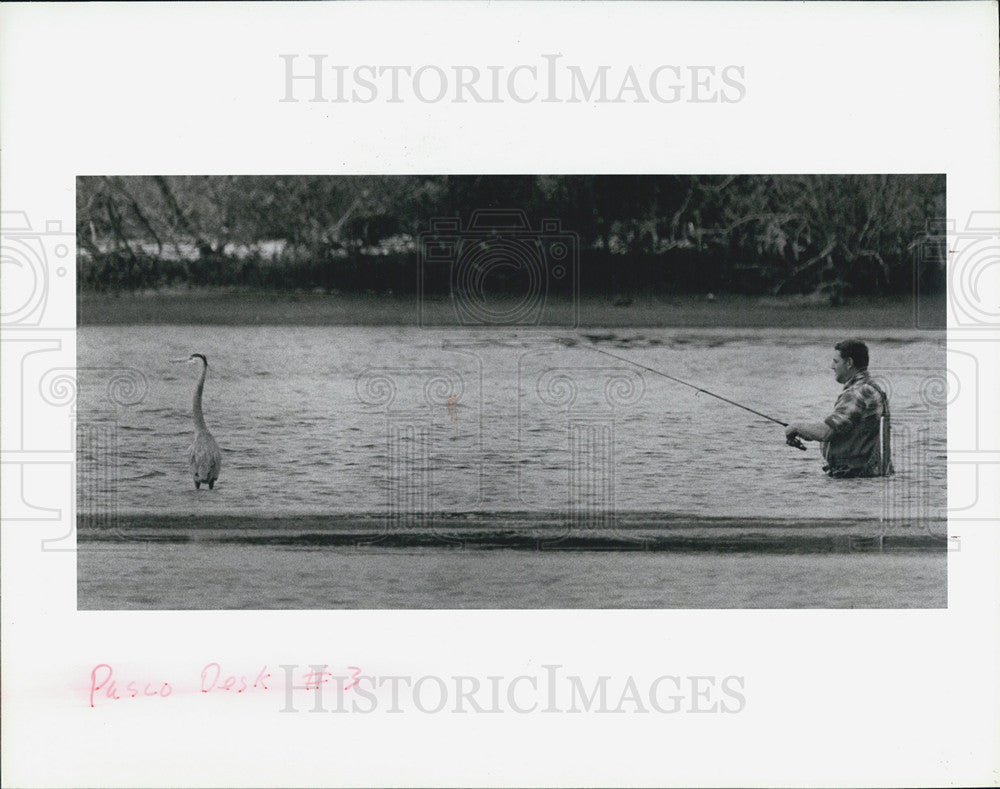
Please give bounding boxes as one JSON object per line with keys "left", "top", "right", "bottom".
{"left": 77, "top": 174, "right": 945, "bottom": 299}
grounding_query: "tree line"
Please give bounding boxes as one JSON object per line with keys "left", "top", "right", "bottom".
{"left": 77, "top": 174, "right": 945, "bottom": 300}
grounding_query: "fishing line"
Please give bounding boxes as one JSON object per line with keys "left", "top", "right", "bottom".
{"left": 562, "top": 339, "right": 805, "bottom": 448}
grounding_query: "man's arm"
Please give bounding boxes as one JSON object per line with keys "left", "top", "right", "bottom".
{"left": 786, "top": 388, "right": 865, "bottom": 446}
{"left": 785, "top": 421, "right": 832, "bottom": 442}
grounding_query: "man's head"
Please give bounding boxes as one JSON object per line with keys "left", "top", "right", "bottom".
{"left": 832, "top": 340, "right": 869, "bottom": 384}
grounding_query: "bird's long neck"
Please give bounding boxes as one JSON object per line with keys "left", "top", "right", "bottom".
{"left": 193, "top": 360, "right": 209, "bottom": 431}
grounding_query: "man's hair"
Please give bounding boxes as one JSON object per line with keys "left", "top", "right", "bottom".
{"left": 835, "top": 339, "right": 869, "bottom": 370}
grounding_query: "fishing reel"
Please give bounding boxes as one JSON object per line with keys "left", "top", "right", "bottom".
{"left": 786, "top": 434, "right": 807, "bottom": 451}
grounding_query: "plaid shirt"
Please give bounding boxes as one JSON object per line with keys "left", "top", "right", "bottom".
{"left": 822, "top": 370, "right": 892, "bottom": 477}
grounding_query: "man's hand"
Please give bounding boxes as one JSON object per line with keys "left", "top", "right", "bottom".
{"left": 787, "top": 421, "right": 833, "bottom": 443}
{"left": 785, "top": 425, "right": 807, "bottom": 451}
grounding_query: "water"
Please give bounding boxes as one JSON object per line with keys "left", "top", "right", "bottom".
{"left": 77, "top": 543, "right": 945, "bottom": 609}
{"left": 77, "top": 326, "right": 946, "bottom": 521}
{"left": 77, "top": 326, "right": 946, "bottom": 608}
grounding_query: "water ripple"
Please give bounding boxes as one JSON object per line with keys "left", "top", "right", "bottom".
{"left": 77, "top": 326, "right": 947, "bottom": 520}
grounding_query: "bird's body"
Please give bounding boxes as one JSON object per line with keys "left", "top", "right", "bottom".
{"left": 189, "top": 429, "right": 222, "bottom": 490}
{"left": 184, "top": 353, "right": 222, "bottom": 489}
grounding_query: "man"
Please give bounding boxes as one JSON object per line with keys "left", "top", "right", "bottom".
{"left": 785, "top": 340, "right": 893, "bottom": 477}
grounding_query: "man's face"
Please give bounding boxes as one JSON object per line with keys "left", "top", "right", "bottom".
{"left": 831, "top": 351, "right": 854, "bottom": 384}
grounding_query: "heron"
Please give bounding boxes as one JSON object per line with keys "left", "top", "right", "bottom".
{"left": 173, "top": 353, "right": 222, "bottom": 489}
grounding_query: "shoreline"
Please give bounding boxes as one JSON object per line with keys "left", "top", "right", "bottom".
{"left": 77, "top": 291, "right": 946, "bottom": 329}
{"left": 78, "top": 513, "right": 949, "bottom": 553}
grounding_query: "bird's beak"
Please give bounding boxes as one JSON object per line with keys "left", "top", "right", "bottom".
{"left": 169, "top": 358, "right": 188, "bottom": 363}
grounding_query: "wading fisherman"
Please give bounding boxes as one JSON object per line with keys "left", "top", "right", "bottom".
{"left": 785, "top": 340, "right": 893, "bottom": 477}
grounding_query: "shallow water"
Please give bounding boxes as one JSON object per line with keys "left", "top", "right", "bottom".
{"left": 77, "top": 542, "right": 945, "bottom": 609}
{"left": 77, "top": 326, "right": 946, "bottom": 521}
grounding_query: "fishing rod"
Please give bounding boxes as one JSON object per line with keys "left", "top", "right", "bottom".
{"left": 575, "top": 342, "right": 807, "bottom": 450}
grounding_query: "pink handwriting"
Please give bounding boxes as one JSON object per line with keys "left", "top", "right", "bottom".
{"left": 88, "top": 663, "right": 359, "bottom": 706}
{"left": 89, "top": 664, "right": 172, "bottom": 707}
{"left": 200, "top": 662, "right": 270, "bottom": 694}
{"left": 298, "top": 665, "right": 363, "bottom": 691}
